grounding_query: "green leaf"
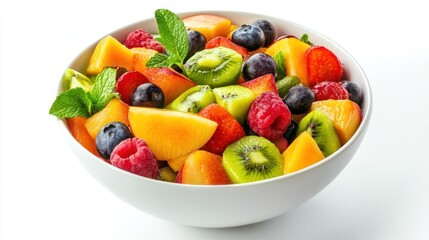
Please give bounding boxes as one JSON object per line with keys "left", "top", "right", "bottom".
{"left": 89, "top": 67, "right": 118, "bottom": 114}
{"left": 300, "top": 34, "right": 312, "bottom": 45}
{"left": 273, "top": 50, "right": 286, "bottom": 80}
{"left": 49, "top": 87, "right": 92, "bottom": 118}
{"left": 154, "top": 9, "right": 188, "bottom": 61}
{"left": 146, "top": 52, "right": 170, "bottom": 68}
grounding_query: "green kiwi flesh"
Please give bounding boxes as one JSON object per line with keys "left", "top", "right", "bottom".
{"left": 168, "top": 85, "right": 215, "bottom": 113}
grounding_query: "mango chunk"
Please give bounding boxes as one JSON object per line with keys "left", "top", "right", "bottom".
{"left": 183, "top": 14, "right": 232, "bottom": 41}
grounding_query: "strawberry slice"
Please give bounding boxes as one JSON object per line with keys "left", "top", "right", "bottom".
{"left": 206, "top": 36, "right": 249, "bottom": 59}
{"left": 306, "top": 46, "right": 343, "bottom": 86}
{"left": 240, "top": 73, "right": 278, "bottom": 97}
{"left": 115, "top": 71, "right": 149, "bottom": 104}
{"left": 198, "top": 103, "right": 245, "bottom": 155}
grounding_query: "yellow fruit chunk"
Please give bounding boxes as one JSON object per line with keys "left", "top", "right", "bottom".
{"left": 85, "top": 98, "right": 130, "bottom": 139}
{"left": 282, "top": 131, "right": 325, "bottom": 174}
{"left": 265, "top": 38, "right": 310, "bottom": 85}
{"left": 131, "top": 47, "right": 158, "bottom": 73}
{"left": 311, "top": 99, "right": 362, "bottom": 145}
{"left": 167, "top": 154, "right": 190, "bottom": 172}
{"left": 128, "top": 107, "right": 218, "bottom": 160}
{"left": 87, "top": 35, "right": 134, "bottom": 75}
{"left": 182, "top": 14, "right": 232, "bottom": 41}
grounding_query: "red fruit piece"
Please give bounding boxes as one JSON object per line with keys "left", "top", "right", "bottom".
{"left": 124, "top": 29, "right": 165, "bottom": 53}
{"left": 312, "top": 81, "right": 349, "bottom": 101}
{"left": 115, "top": 71, "right": 149, "bottom": 105}
{"left": 306, "top": 46, "right": 343, "bottom": 86}
{"left": 206, "top": 36, "right": 249, "bottom": 59}
{"left": 247, "top": 92, "right": 291, "bottom": 141}
{"left": 198, "top": 103, "right": 245, "bottom": 155}
{"left": 272, "top": 137, "right": 289, "bottom": 153}
{"left": 110, "top": 137, "right": 159, "bottom": 179}
{"left": 240, "top": 73, "right": 278, "bottom": 97}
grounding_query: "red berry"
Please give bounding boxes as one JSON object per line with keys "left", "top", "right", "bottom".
{"left": 124, "top": 29, "right": 165, "bottom": 53}
{"left": 312, "top": 81, "right": 349, "bottom": 101}
{"left": 115, "top": 71, "right": 149, "bottom": 104}
{"left": 247, "top": 92, "right": 291, "bottom": 141}
{"left": 110, "top": 138, "right": 159, "bottom": 179}
{"left": 198, "top": 103, "right": 245, "bottom": 155}
{"left": 306, "top": 46, "right": 343, "bottom": 86}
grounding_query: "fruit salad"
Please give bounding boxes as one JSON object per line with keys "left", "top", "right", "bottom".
{"left": 50, "top": 9, "right": 363, "bottom": 185}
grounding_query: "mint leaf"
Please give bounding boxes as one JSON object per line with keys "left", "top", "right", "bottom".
{"left": 148, "top": 9, "right": 189, "bottom": 72}
{"left": 49, "top": 87, "right": 92, "bottom": 118}
{"left": 300, "top": 34, "right": 312, "bottom": 45}
{"left": 89, "top": 67, "right": 118, "bottom": 114}
{"left": 273, "top": 50, "right": 286, "bottom": 80}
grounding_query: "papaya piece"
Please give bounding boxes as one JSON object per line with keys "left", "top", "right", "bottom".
{"left": 66, "top": 117, "right": 100, "bottom": 157}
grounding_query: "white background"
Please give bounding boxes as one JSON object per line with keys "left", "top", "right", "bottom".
{"left": 1, "top": 0, "right": 428, "bottom": 239}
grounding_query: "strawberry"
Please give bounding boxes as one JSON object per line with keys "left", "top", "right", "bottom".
{"left": 206, "top": 36, "right": 249, "bottom": 59}
{"left": 198, "top": 103, "right": 245, "bottom": 155}
{"left": 312, "top": 81, "right": 349, "bottom": 101}
{"left": 115, "top": 71, "right": 149, "bottom": 104}
{"left": 306, "top": 46, "right": 343, "bottom": 86}
{"left": 239, "top": 73, "right": 278, "bottom": 97}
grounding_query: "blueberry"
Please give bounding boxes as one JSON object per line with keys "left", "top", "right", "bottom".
{"left": 242, "top": 53, "right": 277, "bottom": 81}
{"left": 130, "top": 83, "right": 164, "bottom": 108}
{"left": 186, "top": 30, "right": 206, "bottom": 61}
{"left": 252, "top": 19, "right": 276, "bottom": 47}
{"left": 232, "top": 24, "right": 265, "bottom": 51}
{"left": 341, "top": 81, "right": 363, "bottom": 105}
{"left": 283, "top": 86, "right": 315, "bottom": 114}
{"left": 96, "top": 122, "right": 133, "bottom": 159}
{"left": 283, "top": 120, "right": 298, "bottom": 143}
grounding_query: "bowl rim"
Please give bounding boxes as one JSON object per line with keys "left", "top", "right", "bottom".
{"left": 56, "top": 9, "right": 373, "bottom": 189}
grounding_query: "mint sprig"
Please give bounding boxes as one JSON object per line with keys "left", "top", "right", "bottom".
{"left": 300, "top": 34, "right": 312, "bottom": 45}
{"left": 146, "top": 9, "right": 189, "bottom": 72}
{"left": 273, "top": 50, "right": 286, "bottom": 81}
{"left": 49, "top": 67, "right": 118, "bottom": 119}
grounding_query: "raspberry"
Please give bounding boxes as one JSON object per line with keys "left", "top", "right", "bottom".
{"left": 110, "top": 137, "right": 159, "bottom": 179}
{"left": 247, "top": 92, "right": 291, "bottom": 141}
{"left": 312, "top": 81, "right": 349, "bottom": 101}
{"left": 124, "top": 29, "right": 165, "bottom": 53}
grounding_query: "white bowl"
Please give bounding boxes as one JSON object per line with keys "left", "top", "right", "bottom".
{"left": 58, "top": 10, "right": 372, "bottom": 228}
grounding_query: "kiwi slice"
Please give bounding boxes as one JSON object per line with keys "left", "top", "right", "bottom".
{"left": 184, "top": 47, "right": 242, "bottom": 88}
{"left": 276, "top": 75, "right": 300, "bottom": 98}
{"left": 169, "top": 85, "right": 215, "bottom": 113}
{"left": 297, "top": 110, "right": 341, "bottom": 157}
{"left": 213, "top": 85, "right": 256, "bottom": 124}
{"left": 223, "top": 136, "right": 283, "bottom": 183}
{"left": 158, "top": 166, "right": 177, "bottom": 182}
{"left": 62, "top": 69, "right": 93, "bottom": 91}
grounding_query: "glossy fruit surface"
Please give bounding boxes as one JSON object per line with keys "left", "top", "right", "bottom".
{"left": 130, "top": 83, "right": 165, "bottom": 108}
{"left": 186, "top": 30, "right": 207, "bottom": 61}
{"left": 115, "top": 71, "right": 149, "bottom": 104}
{"left": 306, "top": 46, "right": 343, "bottom": 86}
{"left": 312, "top": 81, "right": 349, "bottom": 101}
{"left": 95, "top": 122, "right": 133, "bottom": 159}
{"left": 252, "top": 19, "right": 276, "bottom": 47}
{"left": 231, "top": 24, "right": 265, "bottom": 51}
{"left": 341, "top": 81, "right": 363, "bottom": 105}
{"left": 242, "top": 53, "right": 276, "bottom": 81}
{"left": 283, "top": 85, "right": 315, "bottom": 114}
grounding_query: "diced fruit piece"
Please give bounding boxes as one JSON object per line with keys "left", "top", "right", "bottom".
{"left": 283, "top": 85, "right": 315, "bottom": 114}
{"left": 158, "top": 166, "right": 177, "bottom": 182}
{"left": 63, "top": 69, "right": 93, "bottom": 91}
{"left": 311, "top": 99, "right": 362, "bottom": 145}
{"left": 130, "top": 83, "right": 165, "bottom": 108}
{"left": 265, "top": 37, "right": 310, "bottom": 85}
{"left": 198, "top": 103, "right": 245, "bottom": 155}
{"left": 297, "top": 110, "right": 341, "bottom": 157}
{"left": 341, "top": 81, "right": 363, "bottom": 105}
{"left": 272, "top": 137, "right": 289, "bottom": 153}
{"left": 131, "top": 47, "right": 158, "bottom": 73}
{"left": 85, "top": 98, "right": 130, "bottom": 139}
{"left": 213, "top": 85, "right": 256, "bottom": 124}
{"left": 252, "top": 19, "right": 277, "bottom": 47}
{"left": 276, "top": 76, "right": 300, "bottom": 98}
{"left": 96, "top": 122, "right": 133, "bottom": 159}
{"left": 231, "top": 24, "right": 265, "bottom": 51}
{"left": 184, "top": 47, "right": 242, "bottom": 88}
{"left": 110, "top": 137, "right": 159, "bottom": 179}
{"left": 222, "top": 136, "right": 283, "bottom": 183}
{"left": 205, "top": 36, "right": 248, "bottom": 59}
{"left": 115, "top": 71, "right": 149, "bottom": 104}
{"left": 87, "top": 35, "right": 134, "bottom": 75}
{"left": 186, "top": 30, "right": 207, "bottom": 61}
{"left": 247, "top": 92, "right": 291, "bottom": 141}
{"left": 128, "top": 107, "right": 217, "bottom": 160}
{"left": 140, "top": 67, "right": 196, "bottom": 105}
{"left": 242, "top": 53, "right": 277, "bottom": 81}
{"left": 282, "top": 131, "right": 325, "bottom": 174}
{"left": 312, "top": 81, "right": 349, "bottom": 101}
{"left": 182, "top": 14, "right": 232, "bottom": 42}
{"left": 178, "top": 150, "right": 231, "bottom": 185}
{"left": 169, "top": 85, "right": 215, "bottom": 113}
{"left": 167, "top": 154, "right": 190, "bottom": 172}
{"left": 240, "top": 73, "right": 278, "bottom": 97}
{"left": 306, "top": 46, "right": 343, "bottom": 86}
{"left": 66, "top": 117, "right": 99, "bottom": 157}
{"left": 124, "top": 29, "right": 164, "bottom": 53}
